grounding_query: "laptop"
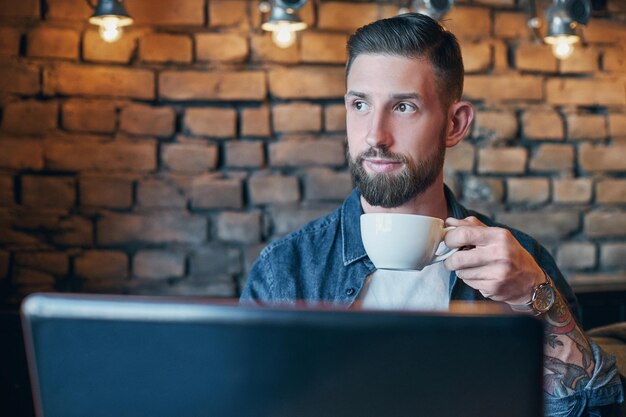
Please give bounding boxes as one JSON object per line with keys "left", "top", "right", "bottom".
{"left": 21, "top": 293, "right": 544, "bottom": 417}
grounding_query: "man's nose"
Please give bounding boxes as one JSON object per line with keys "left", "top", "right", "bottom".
{"left": 365, "top": 110, "right": 392, "bottom": 149}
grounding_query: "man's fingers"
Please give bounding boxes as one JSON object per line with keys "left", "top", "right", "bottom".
{"left": 445, "top": 216, "right": 485, "bottom": 228}
{"left": 444, "top": 246, "right": 492, "bottom": 271}
{"left": 445, "top": 223, "right": 514, "bottom": 250}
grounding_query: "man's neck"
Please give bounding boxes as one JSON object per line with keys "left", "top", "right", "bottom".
{"left": 359, "top": 178, "right": 450, "bottom": 220}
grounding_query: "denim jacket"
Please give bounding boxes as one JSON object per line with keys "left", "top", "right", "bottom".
{"left": 241, "top": 187, "right": 624, "bottom": 416}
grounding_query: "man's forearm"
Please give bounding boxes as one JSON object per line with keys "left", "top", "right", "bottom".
{"left": 542, "top": 290, "right": 595, "bottom": 398}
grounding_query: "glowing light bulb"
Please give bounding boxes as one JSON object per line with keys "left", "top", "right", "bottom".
{"left": 98, "top": 16, "right": 124, "bottom": 43}
{"left": 272, "top": 26, "right": 296, "bottom": 48}
{"left": 552, "top": 38, "right": 575, "bottom": 59}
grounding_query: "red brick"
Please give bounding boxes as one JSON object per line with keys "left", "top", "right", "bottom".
{"left": 444, "top": 7, "right": 491, "bottom": 40}
{"left": 492, "top": 40, "right": 509, "bottom": 70}
{"left": 45, "top": 63, "right": 155, "bottom": 100}
{"left": 473, "top": 110, "right": 518, "bottom": 140}
{"left": 184, "top": 108, "right": 237, "bottom": 138}
{"left": 250, "top": 33, "right": 299, "bottom": 64}
{"left": 597, "top": 179, "right": 626, "bottom": 204}
{"left": 553, "top": 178, "right": 593, "bottom": 204}
{"left": 162, "top": 142, "right": 218, "bottom": 173}
{"left": 125, "top": 0, "right": 205, "bottom": 25}
{"left": 566, "top": 113, "right": 607, "bottom": 140}
{"left": 83, "top": 30, "right": 136, "bottom": 63}
{"left": 579, "top": 143, "right": 626, "bottom": 172}
{"left": 494, "top": 11, "right": 531, "bottom": 40}
{"left": 133, "top": 250, "right": 185, "bottom": 280}
{"left": 585, "top": 19, "right": 626, "bottom": 44}
{"left": 301, "top": 32, "right": 348, "bottom": 64}
{"left": 546, "top": 78, "right": 626, "bottom": 106}
{"left": 304, "top": 168, "right": 352, "bottom": 201}
{"left": 530, "top": 144, "right": 574, "bottom": 172}
{"left": 191, "top": 175, "right": 243, "bottom": 209}
{"left": 318, "top": 2, "right": 380, "bottom": 31}
{"left": 0, "top": 62, "right": 40, "bottom": 95}
{"left": 208, "top": 0, "right": 248, "bottom": 28}
{"left": 225, "top": 141, "right": 265, "bottom": 168}
{"left": 268, "top": 205, "right": 336, "bottom": 237}
{"left": 496, "top": 211, "right": 580, "bottom": 241}
{"left": 559, "top": 47, "right": 598, "bottom": 74}
{"left": 0, "top": 138, "right": 44, "bottom": 170}
{"left": 137, "top": 178, "right": 186, "bottom": 208}
{"left": 189, "top": 245, "right": 241, "bottom": 278}
{"left": 0, "top": 0, "right": 40, "bottom": 19}
{"left": 445, "top": 141, "right": 475, "bottom": 173}
{"left": 196, "top": 33, "right": 248, "bottom": 63}
{"left": 51, "top": 215, "right": 93, "bottom": 246}
{"left": 46, "top": 137, "right": 157, "bottom": 172}
{"left": 21, "top": 175, "right": 76, "bottom": 209}
{"left": 460, "top": 42, "right": 492, "bottom": 73}
{"left": 507, "top": 178, "right": 549, "bottom": 204}
{"left": 75, "top": 250, "right": 128, "bottom": 281}
{"left": 325, "top": 104, "right": 346, "bottom": 132}
{"left": 2, "top": 100, "right": 58, "bottom": 135}
{"left": 0, "top": 176, "right": 13, "bottom": 207}
{"left": 269, "top": 138, "right": 346, "bottom": 167}
{"left": 13, "top": 268, "right": 54, "bottom": 287}
{"left": 15, "top": 251, "right": 68, "bottom": 275}
{"left": 464, "top": 75, "right": 543, "bottom": 102}
{"left": 478, "top": 148, "right": 527, "bottom": 174}
{"left": 46, "top": 0, "right": 91, "bottom": 21}
{"left": 585, "top": 211, "right": 626, "bottom": 238}
{"left": 273, "top": 103, "right": 322, "bottom": 133}
{"left": 269, "top": 67, "right": 344, "bottom": 99}
{"left": 242, "top": 106, "right": 271, "bottom": 137}
{"left": 120, "top": 103, "right": 175, "bottom": 137}
{"left": 98, "top": 212, "right": 207, "bottom": 244}
{"left": 249, "top": 174, "right": 300, "bottom": 205}
{"left": 160, "top": 71, "right": 266, "bottom": 101}
{"left": 609, "top": 113, "right": 626, "bottom": 138}
{"left": 140, "top": 33, "right": 192, "bottom": 63}
{"left": 62, "top": 99, "right": 117, "bottom": 133}
{"left": 0, "top": 27, "right": 21, "bottom": 56}
{"left": 557, "top": 242, "right": 596, "bottom": 270}
{"left": 79, "top": 175, "right": 133, "bottom": 208}
{"left": 463, "top": 176, "right": 505, "bottom": 204}
{"left": 601, "top": 243, "right": 626, "bottom": 268}
{"left": 515, "top": 44, "right": 557, "bottom": 73}
{"left": 216, "top": 211, "right": 261, "bottom": 243}
{"left": 604, "top": 48, "right": 626, "bottom": 72}
{"left": 522, "top": 108, "right": 564, "bottom": 140}
{"left": 27, "top": 26, "right": 79, "bottom": 59}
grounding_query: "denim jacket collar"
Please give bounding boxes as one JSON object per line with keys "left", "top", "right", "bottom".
{"left": 340, "top": 185, "right": 469, "bottom": 267}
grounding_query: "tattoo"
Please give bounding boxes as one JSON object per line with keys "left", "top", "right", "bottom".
{"left": 542, "top": 292, "right": 595, "bottom": 398}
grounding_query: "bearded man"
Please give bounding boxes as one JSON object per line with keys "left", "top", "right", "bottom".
{"left": 241, "top": 12, "right": 624, "bottom": 416}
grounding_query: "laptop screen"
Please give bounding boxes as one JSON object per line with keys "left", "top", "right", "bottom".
{"left": 21, "top": 293, "right": 544, "bottom": 417}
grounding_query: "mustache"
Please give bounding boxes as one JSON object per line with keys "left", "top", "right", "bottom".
{"left": 356, "top": 147, "right": 409, "bottom": 163}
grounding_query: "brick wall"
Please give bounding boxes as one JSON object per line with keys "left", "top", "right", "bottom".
{"left": 0, "top": 0, "right": 625, "bottom": 305}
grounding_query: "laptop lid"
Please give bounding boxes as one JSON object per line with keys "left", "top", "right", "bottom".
{"left": 21, "top": 293, "right": 544, "bottom": 417}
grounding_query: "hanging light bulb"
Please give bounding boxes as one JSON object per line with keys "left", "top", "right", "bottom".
{"left": 261, "top": 0, "right": 307, "bottom": 49}
{"left": 543, "top": 0, "right": 590, "bottom": 60}
{"left": 88, "top": 0, "right": 133, "bottom": 43}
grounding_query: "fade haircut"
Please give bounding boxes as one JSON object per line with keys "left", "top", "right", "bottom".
{"left": 346, "top": 13, "right": 464, "bottom": 110}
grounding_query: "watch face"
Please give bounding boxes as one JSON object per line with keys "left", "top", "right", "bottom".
{"left": 533, "top": 284, "right": 556, "bottom": 313}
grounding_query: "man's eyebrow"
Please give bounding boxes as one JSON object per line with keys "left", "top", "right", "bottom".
{"left": 346, "top": 90, "right": 367, "bottom": 98}
{"left": 390, "top": 93, "right": 423, "bottom": 102}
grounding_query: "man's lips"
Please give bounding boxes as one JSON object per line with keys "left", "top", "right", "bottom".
{"left": 363, "top": 158, "right": 403, "bottom": 174}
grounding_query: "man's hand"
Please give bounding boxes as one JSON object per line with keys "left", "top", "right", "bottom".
{"left": 443, "top": 216, "right": 546, "bottom": 305}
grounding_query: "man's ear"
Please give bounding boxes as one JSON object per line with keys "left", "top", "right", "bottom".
{"left": 445, "top": 101, "right": 474, "bottom": 148}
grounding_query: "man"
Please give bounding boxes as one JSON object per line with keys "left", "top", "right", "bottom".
{"left": 241, "top": 13, "right": 624, "bottom": 415}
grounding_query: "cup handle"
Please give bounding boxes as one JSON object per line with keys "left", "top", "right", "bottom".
{"left": 431, "top": 226, "right": 458, "bottom": 264}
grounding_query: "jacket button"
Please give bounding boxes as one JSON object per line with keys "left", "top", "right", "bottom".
{"left": 345, "top": 288, "right": 355, "bottom": 296}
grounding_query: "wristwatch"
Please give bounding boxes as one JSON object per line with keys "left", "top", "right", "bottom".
{"left": 511, "top": 274, "right": 556, "bottom": 316}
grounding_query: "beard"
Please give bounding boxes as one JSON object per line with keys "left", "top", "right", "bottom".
{"left": 348, "top": 132, "right": 446, "bottom": 209}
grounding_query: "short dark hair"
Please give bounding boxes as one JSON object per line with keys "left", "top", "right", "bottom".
{"left": 346, "top": 13, "right": 464, "bottom": 110}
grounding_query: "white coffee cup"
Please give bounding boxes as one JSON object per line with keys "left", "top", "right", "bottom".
{"left": 360, "top": 213, "right": 458, "bottom": 271}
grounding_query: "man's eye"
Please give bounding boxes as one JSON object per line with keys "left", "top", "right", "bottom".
{"left": 354, "top": 101, "right": 369, "bottom": 111}
{"left": 396, "top": 103, "right": 415, "bottom": 113}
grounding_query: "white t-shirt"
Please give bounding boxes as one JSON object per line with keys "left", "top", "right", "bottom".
{"left": 358, "top": 245, "right": 451, "bottom": 311}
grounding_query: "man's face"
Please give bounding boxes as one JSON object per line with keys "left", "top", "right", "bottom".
{"left": 345, "top": 54, "right": 448, "bottom": 208}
